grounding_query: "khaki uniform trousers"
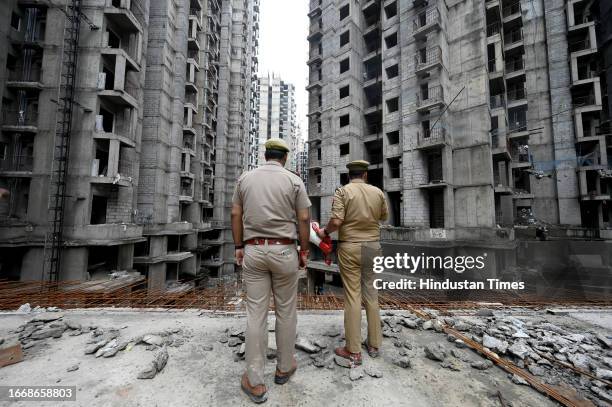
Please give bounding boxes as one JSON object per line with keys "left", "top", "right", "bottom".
{"left": 337, "top": 241, "right": 382, "bottom": 354}
{"left": 242, "top": 242, "right": 299, "bottom": 386}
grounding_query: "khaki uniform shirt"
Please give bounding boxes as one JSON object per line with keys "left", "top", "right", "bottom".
{"left": 232, "top": 161, "right": 311, "bottom": 240}
{"left": 331, "top": 179, "right": 388, "bottom": 242}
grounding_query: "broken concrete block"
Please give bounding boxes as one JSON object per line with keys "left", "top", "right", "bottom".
{"left": 511, "top": 374, "right": 529, "bottom": 386}
{"left": 594, "top": 368, "right": 612, "bottom": 380}
{"left": 400, "top": 319, "right": 418, "bottom": 329}
{"left": 31, "top": 313, "right": 64, "bottom": 322}
{"left": 313, "top": 355, "right": 330, "bottom": 368}
{"left": 202, "top": 344, "right": 213, "bottom": 351}
{"left": 0, "top": 341, "right": 23, "bottom": 368}
{"left": 432, "top": 320, "right": 445, "bottom": 333}
{"left": 137, "top": 362, "right": 158, "bottom": 379}
{"left": 154, "top": 346, "right": 169, "bottom": 372}
{"left": 392, "top": 356, "right": 412, "bottom": 369}
{"left": 323, "top": 329, "right": 340, "bottom": 337}
{"left": 68, "top": 330, "right": 82, "bottom": 337}
{"left": 30, "top": 327, "right": 65, "bottom": 341}
{"left": 482, "top": 335, "right": 508, "bottom": 354}
{"left": 422, "top": 320, "right": 433, "bottom": 330}
{"left": 295, "top": 338, "right": 318, "bottom": 353}
{"left": 22, "top": 342, "right": 35, "bottom": 350}
{"left": 266, "top": 348, "right": 277, "bottom": 360}
{"left": 476, "top": 309, "right": 494, "bottom": 317}
{"left": 424, "top": 344, "right": 446, "bottom": 362}
{"left": 527, "top": 364, "right": 545, "bottom": 376}
{"left": 452, "top": 321, "right": 470, "bottom": 332}
{"left": 65, "top": 320, "right": 81, "bottom": 331}
{"left": 450, "top": 349, "right": 471, "bottom": 362}
{"left": 440, "top": 359, "right": 462, "bottom": 371}
{"left": 512, "top": 330, "right": 530, "bottom": 339}
{"left": 569, "top": 353, "right": 591, "bottom": 371}
{"left": 66, "top": 364, "right": 79, "bottom": 372}
{"left": 228, "top": 337, "right": 242, "bottom": 347}
{"left": 591, "top": 386, "right": 612, "bottom": 403}
{"left": 596, "top": 334, "right": 612, "bottom": 349}
{"left": 333, "top": 355, "right": 352, "bottom": 368}
{"left": 471, "top": 360, "right": 494, "bottom": 370}
{"left": 237, "top": 343, "right": 246, "bottom": 357}
{"left": 508, "top": 341, "right": 531, "bottom": 359}
{"left": 143, "top": 334, "right": 164, "bottom": 346}
{"left": 17, "top": 303, "right": 31, "bottom": 313}
{"left": 313, "top": 339, "right": 327, "bottom": 349}
{"left": 364, "top": 365, "right": 383, "bottom": 378}
{"left": 349, "top": 367, "right": 364, "bottom": 381}
{"left": 218, "top": 337, "right": 228, "bottom": 344}
{"left": 84, "top": 339, "right": 109, "bottom": 355}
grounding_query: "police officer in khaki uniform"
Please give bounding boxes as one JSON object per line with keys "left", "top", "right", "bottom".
{"left": 231, "top": 138, "right": 311, "bottom": 403}
{"left": 317, "top": 160, "right": 388, "bottom": 365}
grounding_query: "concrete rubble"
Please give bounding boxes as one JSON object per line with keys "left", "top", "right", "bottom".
{"left": 1, "top": 308, "right": 610, "bottom": 405}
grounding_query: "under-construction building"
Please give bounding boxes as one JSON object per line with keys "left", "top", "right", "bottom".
{"left": 256, "top": 73, "right": 297, "bottom": 169}
{"left": 0, "top": 0, "right": 259, "bottom": 284}
{"left": 306, "top": 0, "right": 612, "bottom": 242}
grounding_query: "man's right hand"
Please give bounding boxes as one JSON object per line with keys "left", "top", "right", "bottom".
{"left": 235, "top": 248, "right": 244, "bottom": 266}
{"left": 299, "top": 250, "right": 309, "bottom": 268}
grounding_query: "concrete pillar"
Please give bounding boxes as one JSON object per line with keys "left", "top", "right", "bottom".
{"left": 114, "top": 54, "right": 126, "bottom": 90}
{"left": 21, "top": 247, "right": 44, "bottom": 281}
{"left": 148, "top": 263, "right": 166, "bottom": 291}
{"left": 117, "top": 243, "right": 134, "bottom": 270}
{"left": 108, "top": 139, "right": 120, "bottom": 177}
{"left": 60, "top": 247, "right": 88, "bottom": 281}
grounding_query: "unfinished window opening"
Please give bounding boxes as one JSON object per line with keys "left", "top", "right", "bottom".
{"left": 106, "top": 28, "right": 121, "bottom": 49}
{"left": 386, "top": 64, "right": 399, "bottom": 79}
{"left": 368, "top": 168, "right": 383, "bottom": 189}
{"left": 314, "top": 168, "right": 322, "bottom": 184}
{"left": 93, "top": 140, "right": 109, "bottom": 176}
{"left": 91, "top": 195, "right": 108, "bottom": 225}
{"left": 318, "top": 93, "right": 322, "bottom": 107}
{"left": 513, "top": 168, "right": 530, "bottom": 193}
{"left": 11, "top": 13, "right": 20, "bottom": 30}
{"left": 339, "top": 114, "right": 349, "bottom": 128}
{"left": 387, "top": 97, "right": 399, "bottom": 113}
{"left": 385, "top": 2, "right": 398, "bottom": 19}
{"left": 365, "top": 139, "right": 383, "bottom": 164}
{"left": 168, "top": 235, "right": 180, "bottom": 253}
{"left": 339, "top": 4, "right": 349, "bottom": 20}
{"left": 426, "top": 150, "right": 443, "bottom": 182}
{"left": 317, "top": 120, "right": 322, "bottom": 133}
{"left": 102, "top": 66, "right": 115, "bottom": 90}
{"left": 387, "top": 130, "right": 400, "bottom": 145}
{"left": 88, "top": 246, "right": 118, "bottom": 279}
{"left": 385, "top": 32, "right": 398, "bottom": 49}
{"left": 166, "top": 263, "right": 178, "bottom": 282}
{"left": 340, "top": 173, "right": 349, "bottom": 185}
{"left": 111, "top": 0, "right": 121, "bottom": 6}
{"left": 339, "top": 58, "right": 350, "bottom": 74}
{"left": 339, "top": 85, "right": 349, "bottom": 99}
{"left": 134, "top": 240, "right": 150, "bottom": 257}
{"left": 388, "top": 191, "right": 401, "bottom": 226}
{"left": 5, "top": 54, "right": 17, "bottom": 71}
{"left": 428, "top": 190, "right": 444, "bottom": 228}
{"left": 317, "top": 147, "right": 321, "bottom": 160}
{"left": 388, "top": 156, "right": 401, "bottom": 178}
{"left": 98, "top": 107, "right": 114, "bottom": 132}
{"left": 340, "top": 143, "right": 349, "bottom": 156}
{"left": 340, "top": 30, "right": 350, "bottom": 47}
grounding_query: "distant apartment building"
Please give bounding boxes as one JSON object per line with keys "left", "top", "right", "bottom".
{"left": 256, "top": 73, "right": 297, "bottom": 169}
{"left": 306, "top": 0, "right": 611, "bottom": 242}
{"left": 0, "top": 0, "right": 259, "bottom": 285}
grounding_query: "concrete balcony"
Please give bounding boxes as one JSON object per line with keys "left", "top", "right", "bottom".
{"left": 308, "top": 0, "right": 322, "bottom": 17}
{"left": 1, "top": 109, "right": 38, "bottom": 133}
{"left": 489, "top": 94, "right": 506, "bottom": 110}
{"left": 503, "top": 28, "right": 524, "bottom": 51}
{"left": 491, "top": 131, "right": 511, "bottom": 160}
{"left": 6, "top": 66, "right": 44, "bottom": 91}
{"left": 100, "top": 46, "right": 140, "bottom": 72}
{"left": 307, "top": 21, "right": 323, "bottom": 42}
{"left": 416, "top": 86, "right": 444, "bottom": 112}
{"left": 506, "top": 88, "right": 527, "bottom": 109}
{"left": 9, "top": 29, "right": 44, "bottom": 49}
{"left": 98, "top": 87, "right": 139, "bottom": 108}
{"left": 415, "top": 47, "right": 442, "bottom": 75}
{"left": 189, "top": 8, "right": 203, "bottom": 29}
{"left": 416, "top": 127, "right": 449, "bottom": 150}
{"left": 413, "top": 8, "right": 440, "bottom": 38}
{"left": 104, "top": 1, "right": 142, "bottom": 33}
{"left": 64, "top": 223, "right": 144, "bottom": 245}
{"left": 505, "top": 57, "right": 525, "bottom": 79}
{"left": 0, "top": 155, "right": 34, "bottom": 176}
{"left": 502, "top": 1, "right": 521, "bottom": 22}
{"left": 573, "top": 92, "right": 602, "bottom": 113}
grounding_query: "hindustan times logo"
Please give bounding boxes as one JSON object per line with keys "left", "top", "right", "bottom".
{"left": 372, "top": 253, "right": 488, "bottom": 274}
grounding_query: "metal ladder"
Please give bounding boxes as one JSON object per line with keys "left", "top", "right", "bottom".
{"left": 42, "top": 0, "right": 83, "bottom": 282}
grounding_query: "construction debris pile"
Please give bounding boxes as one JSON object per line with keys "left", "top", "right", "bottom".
{"left": 5, "top": 307, "right": 195, "bottom": 380}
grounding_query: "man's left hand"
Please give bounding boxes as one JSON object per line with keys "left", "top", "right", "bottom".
{"left": 316, "top": 228, "right": 326, "bottom": 240}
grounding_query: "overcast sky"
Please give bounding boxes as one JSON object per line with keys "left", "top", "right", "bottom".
{"left": 258, "top": 0, "right": 309, "bottom": 143}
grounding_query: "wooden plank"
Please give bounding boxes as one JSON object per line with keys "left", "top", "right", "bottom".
{"left": 0, "top": 342, "right": 23, "bottom": 368}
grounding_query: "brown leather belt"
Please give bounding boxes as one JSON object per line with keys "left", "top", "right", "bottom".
{"left": 244, "top": 238, "right": 295, "bottom": 246}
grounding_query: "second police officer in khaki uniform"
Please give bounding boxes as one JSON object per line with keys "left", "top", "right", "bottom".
{"left": 231, "top": 138, "right": 311, "bottom": 403}
{"left": 318, "top": 160, "right": 388, "bottom": 365}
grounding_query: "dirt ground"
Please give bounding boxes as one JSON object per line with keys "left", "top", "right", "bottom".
{"left": 0, "top": 308, "right": 605, "bottom": 407}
